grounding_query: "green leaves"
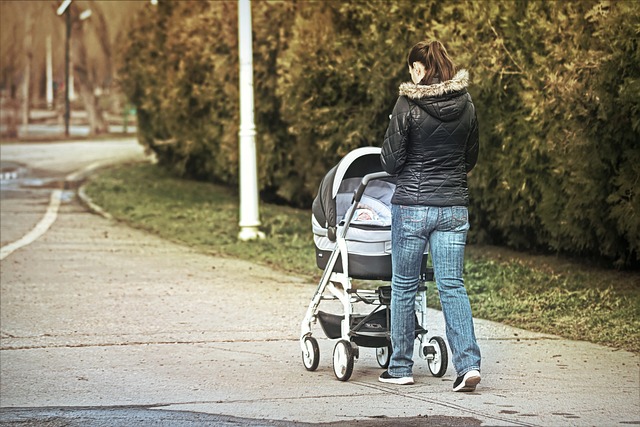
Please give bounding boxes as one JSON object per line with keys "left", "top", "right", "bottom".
{"left": 117, "top": 0, "right": 639, "bottom": 266}
{"left": 466, "top": 0, "right": 639, "bottom": 266}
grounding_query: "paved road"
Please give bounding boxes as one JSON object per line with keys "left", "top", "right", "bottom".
{"left": 0, "top": 140, "right": 638, "bottom": 426}
{"left": 1, "top": 139, "right": 146, "bottom": 248}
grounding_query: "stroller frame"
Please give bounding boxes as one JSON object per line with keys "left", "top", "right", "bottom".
{"left": 300, "top": 169, "right": 449, "bottom": 381}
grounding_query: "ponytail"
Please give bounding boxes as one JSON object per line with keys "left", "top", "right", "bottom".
{"left": 407, "top": 40, "right": 456, "bottom": 85}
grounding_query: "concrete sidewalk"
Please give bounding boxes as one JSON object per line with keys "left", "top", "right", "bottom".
{"left": 0, "top": 190, "right": 638, "bottom": 426}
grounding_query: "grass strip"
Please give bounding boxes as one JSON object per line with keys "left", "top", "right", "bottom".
{"left": 84, "top": 163, "right": 640, "bottom": 353}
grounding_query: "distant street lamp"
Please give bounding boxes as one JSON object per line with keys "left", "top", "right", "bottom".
{"left": 57, "top": 0, "right": 71, "bottom": 136}
{"left": 79, "top": 9, "right": 92, "bottom": 20}
{"left": 56, "top": 0, "right": 90, "bottom": 137}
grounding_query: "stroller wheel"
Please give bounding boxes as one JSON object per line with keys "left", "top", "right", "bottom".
{"left": 302, "top": 336, "right": 320, "bottom": 371}
{"left": 426, "top": 336, "right": 448, "bottom": 377}
{"left": 376, "top": 344, "right": 392, "bottom": 368}
{"left": 333, "top": 340, "right": 354, "bottom": 381}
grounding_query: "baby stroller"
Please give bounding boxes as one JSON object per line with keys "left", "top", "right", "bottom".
{"left": 300, "top": 147, "right": 449, "bottom": 381}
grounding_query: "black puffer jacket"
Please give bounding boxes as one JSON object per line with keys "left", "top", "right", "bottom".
{"left": 381, "top": 69, "right": 479, "bottom": 206}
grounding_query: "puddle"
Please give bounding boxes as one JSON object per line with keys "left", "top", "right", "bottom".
{"left": 0, "top": 165, "right": 28, "bottom": 183}
{"left": 21, "top": 178, "right": 65, "bottom": 189}
{"left": 60, "top": 190, "right": 76, "bottom": 202}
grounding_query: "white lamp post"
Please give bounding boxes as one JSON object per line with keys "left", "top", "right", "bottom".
{"left": 46, "top": 35, "right": 53, "bottom": 109}
{"left": 237, "top": 0, "right": 264, "bottom": 241}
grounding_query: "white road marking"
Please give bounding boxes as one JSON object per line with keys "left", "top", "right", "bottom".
{"left": 64, "top": 161, "right": 103, "bottom": 184}
{"left": 0, "top": 189, "right": 62, "bottom": 261}
{"left": 0, "top": 160, "right": 120, "bottom": 261}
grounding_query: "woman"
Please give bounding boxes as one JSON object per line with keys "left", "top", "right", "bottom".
{"left": 379, "top": 40, "right": 481, "bottom": 392}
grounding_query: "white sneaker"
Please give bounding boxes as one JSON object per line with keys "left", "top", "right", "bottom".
{"left": 379, "top": 370, "right": 414, "bottom": 385}
{"left": 453, "top": 369, "right": 481, "bottom": 392}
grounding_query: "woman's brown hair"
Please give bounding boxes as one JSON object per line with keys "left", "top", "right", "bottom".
{"left": 407, "top": 40, "right": 456, "bottom": 85}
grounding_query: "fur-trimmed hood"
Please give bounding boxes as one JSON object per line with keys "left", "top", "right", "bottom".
{"left": 399, "top": 69, "right": 469, "bottom": 99}
{"left": 381, "top": 67, "right": 478, "bottom": 207}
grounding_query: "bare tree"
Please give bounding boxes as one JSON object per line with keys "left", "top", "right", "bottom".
{"left": 1, "top": 0, "right": 141, "bottom": 138}
{"left": 89, "top": 0, "right": 111, "bottom": 85}
{"left": 69, "top": 1, "right": 108, "bottom": 135}
{"left": 21, "top": 8, "right": 34, "bottom": 127}
{"left": 2, "top": 21, "right": 20, "bottom": 138}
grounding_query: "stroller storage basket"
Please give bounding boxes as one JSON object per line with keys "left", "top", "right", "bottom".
{"left": 317, "top": 304, "right": 425, "bottom": 349}
{"left": 317, "top": 309, "right": 388, "bottom": 348}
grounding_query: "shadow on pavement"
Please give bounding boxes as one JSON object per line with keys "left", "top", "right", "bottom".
{"left": 0, "top": 407, "right": 482, "bottom": 427}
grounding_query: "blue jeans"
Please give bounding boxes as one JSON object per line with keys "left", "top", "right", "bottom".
{"left": 388, "top": 204, "right": 481, "bottom": 378}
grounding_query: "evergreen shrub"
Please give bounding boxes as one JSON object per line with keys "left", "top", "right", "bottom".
{"left": 118, "top": 0, "right": 639, "bottom": 267}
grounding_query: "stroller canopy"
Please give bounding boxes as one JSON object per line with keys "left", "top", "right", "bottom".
{"left": 312, "top": 147, "right": 394, "bottom": 230}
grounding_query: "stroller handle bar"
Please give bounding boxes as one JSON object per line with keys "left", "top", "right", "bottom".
{"left": 352, "top": 171, "right": 391, "bottom": 204}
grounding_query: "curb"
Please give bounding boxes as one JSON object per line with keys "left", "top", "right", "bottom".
{"left": 70, "top": 159, "right": 152, "bottom": 220}
{"left": 77, "top": 184, "right": 113, "bottom": 220}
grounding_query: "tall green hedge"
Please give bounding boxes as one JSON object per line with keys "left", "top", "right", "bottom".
{"left": 118, "top": 0, "right": 639, "bottom": 267}
{"left": 461, "top": 1, "right": 640, "bottom": 267}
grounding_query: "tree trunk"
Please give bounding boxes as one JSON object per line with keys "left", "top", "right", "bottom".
{"left": 70, "top": 5, "right": 108, "bottom": 136}
{"left": 5, "top": 98, "right": 20, "bottom": 139}
{"left": 21, "top": 10, "right": 33, "bottom": 128}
